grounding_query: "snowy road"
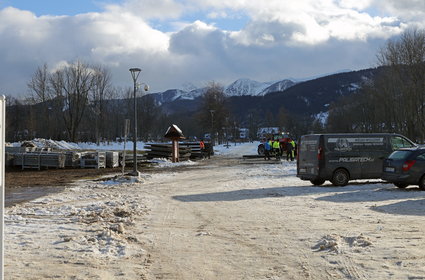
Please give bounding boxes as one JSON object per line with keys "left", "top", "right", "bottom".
{"left": 5, "top": 142, "right": 425, "bottom": 279}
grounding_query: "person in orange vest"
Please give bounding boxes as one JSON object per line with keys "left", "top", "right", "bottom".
{"left": 200, "top": 139, "right": 206, "bottom": 158}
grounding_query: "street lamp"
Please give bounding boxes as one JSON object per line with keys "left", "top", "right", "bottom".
{"left": 129, "top": 68, "right": 141, "bottom": 176}
{"left": 210, "top": 109, "right": 215, "bottom": 147}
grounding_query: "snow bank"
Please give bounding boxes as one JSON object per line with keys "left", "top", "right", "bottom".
{"left": 13, "top": 138, "right": 81, "bottom": 150}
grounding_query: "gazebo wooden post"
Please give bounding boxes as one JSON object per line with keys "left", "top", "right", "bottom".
{"left": 171, "top": 138, "right": 179, "bottom": 162}
{"left": 164, "top": 124, "right": 185, "bottom": 163}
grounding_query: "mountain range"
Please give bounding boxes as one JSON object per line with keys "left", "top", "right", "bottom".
{"left": 148, "top": 77, "right": 296, "bottom": 104}
{"left": 146, "top": 67, "right": 382, "bottom": 124}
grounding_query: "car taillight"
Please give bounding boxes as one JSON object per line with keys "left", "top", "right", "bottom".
{"left": 318, "top": 147, "right": 324, "bottom": 161}
{"left": 402, "top": 160, "right": 416, "bottom": 171}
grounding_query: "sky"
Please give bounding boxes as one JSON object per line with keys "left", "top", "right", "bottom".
{"left": 1, "top": 0, "right": 425, "bottom": 98}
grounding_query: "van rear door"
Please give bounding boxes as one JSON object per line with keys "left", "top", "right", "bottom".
{"left": 297, "top": 135, "right": 321, "bottom": 178}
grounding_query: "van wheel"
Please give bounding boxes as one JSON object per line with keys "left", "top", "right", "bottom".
{"left": 331, "top": 169, "right": 349, "bottom": 186}
{"left": 394, "top": 183, "right": 408, "bottom": 188}
{"left": 418, "top": 175, "right": 425, "bottom": 190}
{"left": 310, "top": 179, "right": 325, "bottom": 186}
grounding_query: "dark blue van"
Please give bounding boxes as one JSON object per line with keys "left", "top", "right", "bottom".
{"left": 297, "top": 133, "right": 416, "bottom": 186}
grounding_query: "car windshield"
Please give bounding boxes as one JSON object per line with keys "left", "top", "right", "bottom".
{"left": 388, "top": 150, "right": 413, "bottom": 160}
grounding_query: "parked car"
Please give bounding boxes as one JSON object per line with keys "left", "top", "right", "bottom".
{"left": 297, "top": 133, "right": 416, "bottom": 186}
{"left": 382, "top": 147, "right": 425, "bottom": 190}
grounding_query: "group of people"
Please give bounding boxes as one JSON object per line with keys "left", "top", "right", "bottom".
{"left": 264, "top": 138, "right": 296, "bottom": 161}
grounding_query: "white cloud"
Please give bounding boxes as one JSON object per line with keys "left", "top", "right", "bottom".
{"left": 0, "top": 0, "right": 424, "bottom": 97}
{"left": 104, "top": 0, "right": 184, "bottom": 20}
{"left": 375, "top": 0, "right": 425, "bottom": 23}
{"left": 337, "top": 0, "right": 373, "bottom": 10}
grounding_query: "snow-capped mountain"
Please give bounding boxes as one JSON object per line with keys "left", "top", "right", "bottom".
{"left": 143, "top": 67, "right": 380, "bottom": 120}
{"left": 149, "top": 78, "right": 297, "bottom": 104}
{"left": 224, "top": 78, "right": 275, "bottom": 96}
{"left": 260, "top": 79, "right": 296, "bottom": 95}
{"left": 154, "top": 89, "right": 187, "bottom": 103}
{"left": 224, "top": 78, "right": 296, "bottom": 96}
{"left": 149, "top": 87, "right": 206, "bottom": 105}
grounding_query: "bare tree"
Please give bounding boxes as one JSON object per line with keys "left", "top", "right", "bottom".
{"left": 139, "top": 95, "right": 163, "bottom": 141}
{"left": 197, "top": 82, "right": 230, "bottom": 142}
{"left": 89, "top": 65, "right": 113, "bottom": 144}
{"left": 27, "top": 63, "right": 55, "bottom": 138}
{"left": 50, "top": 61, "right": 94, "bottom": 142}
{"left": 276, "top": 107, "right": 289, "bottom": 131}
{"left": 28, "top": 64, "right": 52, "bottom": 103}
{"left": 104, "top": 87, "right": 130, "bottom": 141}
{"left": 327, "top": 28, "right": 425, "bottom": 142}
{"left": 376, "top": 28, "right": 425, "bottom": 141}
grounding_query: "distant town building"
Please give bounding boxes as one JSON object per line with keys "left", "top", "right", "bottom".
{"left": 257, "top": 127, "right": 280, "bottom": 138}
{"left": 239, "top": 128, "right": 249, "bottom": 139}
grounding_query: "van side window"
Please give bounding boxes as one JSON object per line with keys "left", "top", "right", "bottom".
{"left": 300, "top": 140, "right": 318, "bottom": 152}
{"left": 390, "top": 136, "right": 414, "bottom": 150}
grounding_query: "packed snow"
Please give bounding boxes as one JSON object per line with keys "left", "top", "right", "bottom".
{"left": 5, "top": 141, "right": 425, "bottom": 279}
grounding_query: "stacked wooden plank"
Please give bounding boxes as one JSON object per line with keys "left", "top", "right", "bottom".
{"left": 144, "top": 143, "right": 190, "bottom": 160}
{"left": 179, "top": 142, "right": 202, "bottom": 158}
{"left": 179, "top": 142, "right": 213, "bottom": 158}
{"left": 119, "top": 151, "right": 146, "bottom": 166}
{"left": 144, "top": 142, "right": 208, "bottom": 160}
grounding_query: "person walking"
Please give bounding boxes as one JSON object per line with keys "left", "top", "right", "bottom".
{"left": 272, "top": 139, "right": 280, "bottom": 159}
{"left": 290, "top": 139, "right": 296, "bottom": 160}
{"left": 286, "top": 138, "right": 295, "bottom": 161}
{"left": 264, "top": 138, "right": 272, "bottom": 160}
{"left": 200, "top": 139, "right": 206, "bottom": 159}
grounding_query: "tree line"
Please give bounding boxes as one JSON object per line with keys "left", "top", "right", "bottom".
{"left": 6, "top": 61, "right": 173, "bottom": 143}
{"left": 326, "top": 28, "right": 425, "bottom": 143}
{"left": 4, "top": 62, "right": 243, "bottom": 144}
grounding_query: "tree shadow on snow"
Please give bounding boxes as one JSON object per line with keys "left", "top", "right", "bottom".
{"left": 316, "top": 185, "right": 425, "bottom": 204}
{"left": 370, "top": 198, "right": 425, "bottom": 216}
{"left": 173, "top": 183, "right": 425, "bottom": 216}
{"left": 172, "top": 183, "right": 376, "bottom": 203}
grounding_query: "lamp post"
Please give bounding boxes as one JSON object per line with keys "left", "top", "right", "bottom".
{"left": 210, "top": 109, "right": 215, "bottom": 147}
{"left": 129, "top": 68, "right": 141, "bottom": 176}
{"left": 226, "top": 117, "right": 229, "bottom": 148}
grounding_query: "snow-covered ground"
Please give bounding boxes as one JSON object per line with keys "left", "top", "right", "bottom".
{"left": 5, "top": 142, "right": 425, "bottom": 279}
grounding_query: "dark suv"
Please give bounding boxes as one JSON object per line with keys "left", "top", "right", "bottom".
{"left": 382, "top": 147, "right": 425, "bottom": 190}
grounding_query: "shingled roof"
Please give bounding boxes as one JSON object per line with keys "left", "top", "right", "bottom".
{"left": 164, "top": 124, "right": 185, "bottom": 139}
